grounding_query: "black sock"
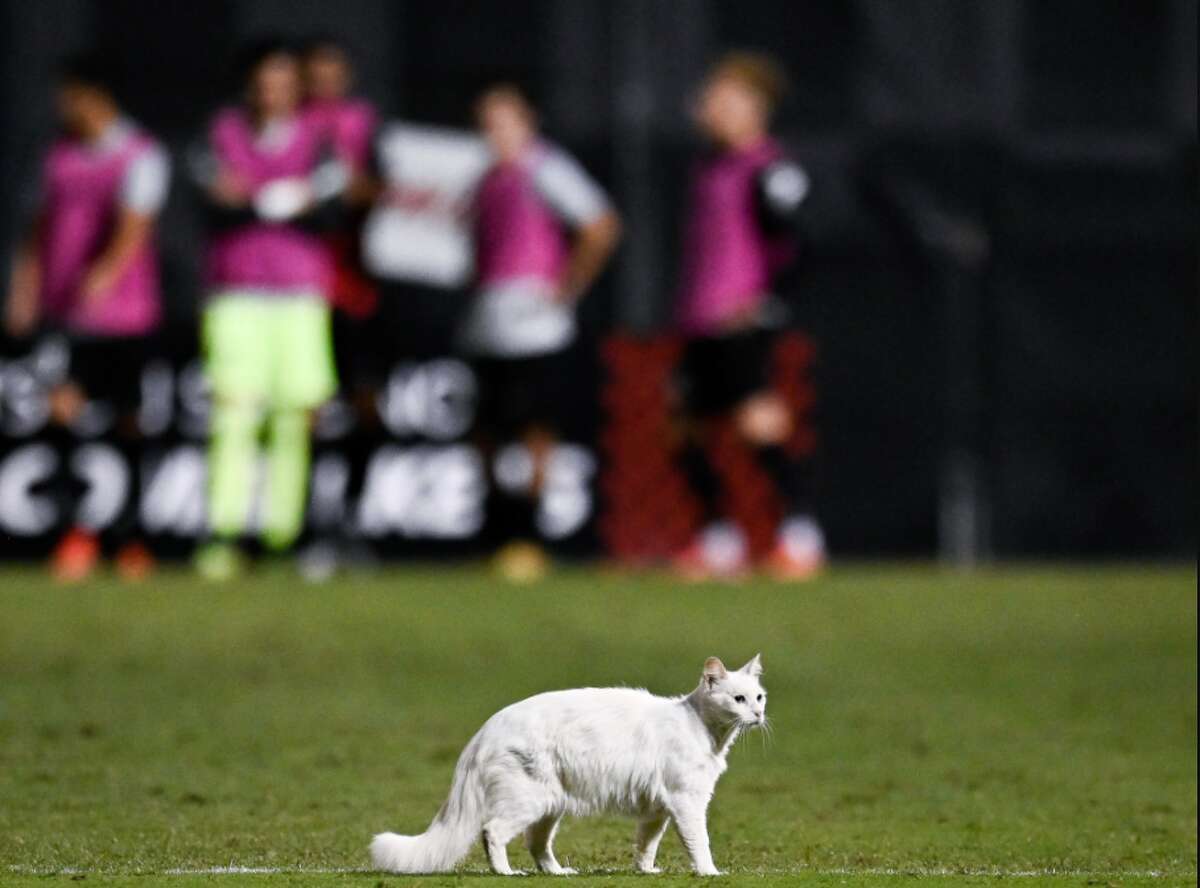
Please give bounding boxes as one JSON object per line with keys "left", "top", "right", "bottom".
{"left": 679, "top": 438, "right": 722, "bottom": 525}
{"left": 103, "top": 435, "right": 142, "bottom": 552}
{"left": 757, "top": 445, "right": 816, "bottom": 519}
{"left": 47, "top": 425, "right": 83, "bottom": 535}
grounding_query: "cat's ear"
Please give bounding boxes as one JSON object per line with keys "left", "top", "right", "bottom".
{"left": 739, "top": 653, "right": 763, "bottom": 677}
{"left": 703, "top": 657, "right": 727, "bottom": 688}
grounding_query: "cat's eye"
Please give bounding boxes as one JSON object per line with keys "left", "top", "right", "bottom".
{"left": 756, "top": 694, "right": 763, "bottom": 702}
{"left": 733, "top": 695, "right": 745, "bottom": 703}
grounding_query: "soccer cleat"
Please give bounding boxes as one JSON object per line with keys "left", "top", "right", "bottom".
{"left": 193, "top": 541, "right": 245, "bottom": 582}
{"left": 114, "top": 541, "right": 156, "bottom": 582}
{"left": 50, "top": 527, "right": 100, "bottom": 583}
{"left": 763, "top": 544, "right": 825, "bottom": 581}
{"left": 492, "top": 540, "right": 550, "bottom": 584}
{"left": 765, "top": 516, "right": 827, "bottom": 581}
{"left": 672, "top": 522, "right": 749, "bottom": 582}
{"left": 297, "top": 540, "right": 340, "bottom": 584}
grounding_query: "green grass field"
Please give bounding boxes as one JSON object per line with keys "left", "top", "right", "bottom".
{"left": 0, "top": 564, "right": 1195, "bottom": 887}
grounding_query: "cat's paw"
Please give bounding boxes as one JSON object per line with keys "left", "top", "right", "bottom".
{"left": 556, "top": 867, "right": 578, "bottom": 875}
{"left": 637, "top": 865, "right": 662, "bottom": 874}
{"left": 695, "top": 867, "right": 724, "bottom": 877}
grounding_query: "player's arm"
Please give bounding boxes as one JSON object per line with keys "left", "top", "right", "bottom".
{"left": 341, "top": 107, "right": 382, "bottom": 207}
{"left": 80, "top": 209, "right": 155, "bottom": 302}
{"left": 201, "top": 175, "right": 256, "bottom": 229}
{"left": 5, "top": 225, "right": 42, "bottom": 337}
{"left": 236, "top": 150, "right": 349, "bottom": 233}
{"left": 190, "top": 134, "right": 256, "bottom": 230}
{"left": 287, "top": 154, "right": 352, "bottom": 233}
{"left": 343, "top": 132, "right": 383, "bottom": 208}
{"left": 534, "top": 149, "right": 622, "bottom": 303}
{"left": 5, "top": 165, "right": 47, "bottom": 337}
{"left": 82, "top": 144, "right": 170, "bottom": 302}
{"left": 755, "top": 158, "right": 810, "bottom": 237}
{"left": 750, "top": 158, "right": 811, "bottom": 317}
{"left": 559, "top": 208, "right": 621, "bottom": 303}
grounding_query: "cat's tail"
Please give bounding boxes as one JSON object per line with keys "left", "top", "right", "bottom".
{"left": 370, "top": 735, "right": 485, "bottom": 873}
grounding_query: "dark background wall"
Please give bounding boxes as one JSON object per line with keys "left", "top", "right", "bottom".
{"left": 1, "top": 0, "right": 1195, "bottom": 559}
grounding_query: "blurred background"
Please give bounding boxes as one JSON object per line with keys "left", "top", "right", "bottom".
{"left": 0, "top": 0, "right": 1195, "bottom": 565}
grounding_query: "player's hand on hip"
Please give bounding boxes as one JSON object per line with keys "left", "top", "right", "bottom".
{"left": 4, "top": 271, "right": 40, "bottom": 337}
{"left": 81, "top": 261, "right": 120, "bottom": 304}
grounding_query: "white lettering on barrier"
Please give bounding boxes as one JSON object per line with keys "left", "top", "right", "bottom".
{"left": 0, "top": 360, "right": 51, "bottom": 437}
{"left": 536, "top": 445, "right": 597, "bottom": 540}
{"left": 0, "top": 443, "right": 59, "bottom": 535}
{"left": 0, "top": 438, "right": 594, "bottom": 542}
{"left": 72, "top": 443, "right": 129, "bottom": 531}
{"left": 357, "top": 444, "right": 485, "bottom": 538}
{"left": 377, "top": 359, "right": 476, "bottom": 440}
{"left": 140, "top": 446, "right": 207, "bottom": 536}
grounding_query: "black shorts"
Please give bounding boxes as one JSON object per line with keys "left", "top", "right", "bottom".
{"left": 679, "top": 328, "right": 772, "bottom": 416}
{"left": 471, "top": 349, "right": 573, "bottom": 441}
{"left": 335, "top": 282, "right": 468, "bottom": 391}
{"left": 68, "top": 335, "right": 153, "bottom": 412}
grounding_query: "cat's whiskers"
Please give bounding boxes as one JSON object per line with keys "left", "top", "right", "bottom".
{"left": 760, "top": 715, "right": 776, "bottom": 749}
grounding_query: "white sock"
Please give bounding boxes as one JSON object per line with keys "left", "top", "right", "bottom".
{"left": 778, "top": 515, "right": 826, "bottom": 561}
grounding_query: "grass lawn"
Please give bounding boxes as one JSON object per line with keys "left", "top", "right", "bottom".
{"left": 0, "top": 564, "right": 1194, "bottom": 887}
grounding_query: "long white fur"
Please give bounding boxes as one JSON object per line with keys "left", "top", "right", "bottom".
{"left": 370, "top": 653, "right": 767, "bottom": 876}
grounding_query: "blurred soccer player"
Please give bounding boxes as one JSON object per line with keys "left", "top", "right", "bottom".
{"left": 301, "top": 36, "right": 380, "bottom": 409}
{"left": 460, "top": 85, "right": 620, "bottom": 576}
{"left": 3, "top": 52, "right": 169, "bottom": 582}
{"left": 193, "top": 40, "right": 344, "bottom": 580}
{"left": 299, "top": 36, "right": 380, "bottom": 576}
{"left": 303, "top": 37, "right": 376, "bottom": 179}
{"left": 672, "top": 52, "right": 825, "bottom": 580}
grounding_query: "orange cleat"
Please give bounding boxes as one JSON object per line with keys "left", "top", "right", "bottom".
{"left": 50, "top": 527, "right": 100, "bottom": 583}
{"left": 764, "top": 516, "right": 827, "bottom": 581}
{"left": 763, "top": 544, "right": 825, "bottom": 581}
{"left": 115, "top": 541, "right": 156, "bottom": 582}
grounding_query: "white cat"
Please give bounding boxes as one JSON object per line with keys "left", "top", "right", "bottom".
{"left": 370, "top": 654, "right": 767, "bottom": 876}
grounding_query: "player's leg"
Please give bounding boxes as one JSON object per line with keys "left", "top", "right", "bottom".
{"left": 98, "top": 335, "right": 157, "bottom": 580}
{"left": 46, "top": 338, "right": 104, "bottom": 582}
{"left": 481, "top": 356, "right": 548, "bottom": 581}
{"left": 196, "top": 294, "right": 268, "bottom": 579}
{"left": 262, "top": 407, "right": 310, "bottom": 551}
{"left": 672, "top": 335, "right": 751, "bottom": 580}
{"left": 262, "top": 296, "right": 336, "bottom": 554}
{"left": 728, "top": 330, "right": 824, "bottom": 578}
{"left": 207, "top": 398, "right": 259, "bottom": 537}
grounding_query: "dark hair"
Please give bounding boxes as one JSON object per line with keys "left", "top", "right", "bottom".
{"left": 474, "top": 82, "right": 537, "bottom": 120}
{"left": 302, "top": 33, "right": 354, "bottom": 61}
{"left": 233, "top": 37, "right": 299, "bottom": 86}
{"left": 57, "top": 50, "right": 120, "bottom": 98}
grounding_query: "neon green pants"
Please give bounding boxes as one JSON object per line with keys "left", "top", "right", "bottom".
{"left": 202, "top": 293, "right": 337, "bottom": 549}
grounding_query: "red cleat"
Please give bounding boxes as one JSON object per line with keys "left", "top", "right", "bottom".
{"left": 115, "top": 541, "right": 156, "bottom": 582}
{"left": 50, "top": 527, "right": 100, "bottom": 583}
